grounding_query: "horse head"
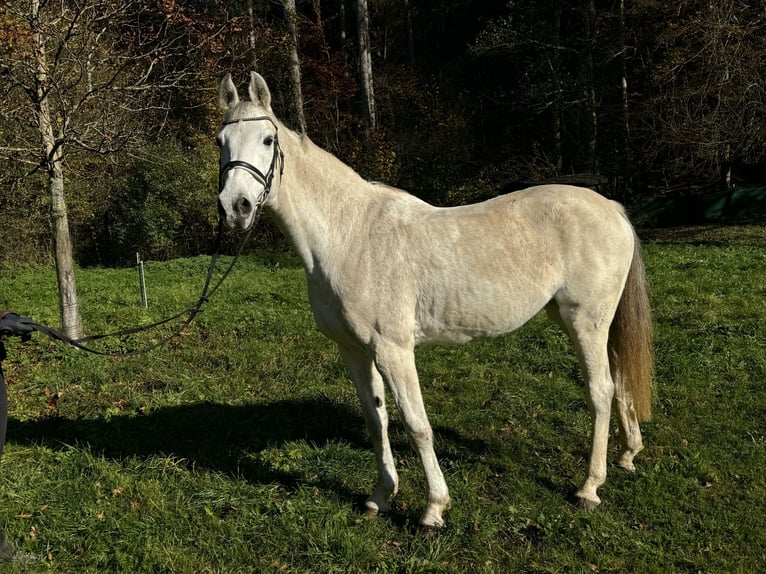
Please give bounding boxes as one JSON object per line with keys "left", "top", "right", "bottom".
{"left": 217, "top": 72, "right": 282, "bottom": 231}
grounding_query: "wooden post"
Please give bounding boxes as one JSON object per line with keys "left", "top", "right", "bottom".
{"left": 137, "top": 253, "right": 148, "bottom": 307}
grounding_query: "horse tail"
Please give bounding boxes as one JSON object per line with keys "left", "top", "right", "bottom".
{"left": 608, "top": 229, "right": 654, "bottom": 422}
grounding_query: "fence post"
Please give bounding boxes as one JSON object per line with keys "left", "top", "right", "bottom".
{"left": 137, "top": 253, "right": 148, "bottom": 307}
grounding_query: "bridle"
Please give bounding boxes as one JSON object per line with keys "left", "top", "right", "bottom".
{"left": 217, "top": 116, "right": 285, "bottom": 227}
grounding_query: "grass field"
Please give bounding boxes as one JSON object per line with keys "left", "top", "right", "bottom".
{"left": 0, "top": 225, "right": 764, "bottom": 573}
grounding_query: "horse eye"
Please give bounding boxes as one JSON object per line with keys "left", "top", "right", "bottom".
{"left": 264, "top": 136, "right": 274, "bottom": 146}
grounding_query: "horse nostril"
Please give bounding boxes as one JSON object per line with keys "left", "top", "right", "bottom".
{"left": 236, "top": 196, "right": 253, "bottom": 216}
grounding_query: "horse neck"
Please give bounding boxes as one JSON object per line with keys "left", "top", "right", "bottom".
{"left": 267, "top": 128, "right": 372, "bottom": 275}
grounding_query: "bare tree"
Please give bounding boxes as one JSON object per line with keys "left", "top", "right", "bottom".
{"left": 27, "top": 0, "right": 84, "bottom": 337}
{"left": 357, "top": 0, "right": 376, "bottom": 130}
{"left": 550, "top": 0, "right": 563, "bottom": 173}
{"left": 638, "top": 0, "right": 766, "bottom": 184}
{"left": 618, "top": 0, "right": 633, "bottom": 191}
{"left": 582, "top": 0, "right": 598, "bottom": 173}
{"left": 248, "top": 0, "right": 260, "bottom": 71}
{"left": 0, "top": 0, "right": 205, "bottom": 337}
{"left": 405, "top": 0, "right": 415, "bottom": 68}
{"left": 282, "top": 0, "right": 307, "bottom": 134}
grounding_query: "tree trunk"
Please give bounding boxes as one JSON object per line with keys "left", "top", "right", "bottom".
{"left": 339, "top": 0, "right": 346, "bottom": 43}
{"left": 405, "top": 0, "right": 415, "bottom": 68}
{"left": 31, "top": 0, "right": 83, "bottom": 339}
{"left": 356, "top": 0, "right": 376, "bottom": 130}
{"left": 583, "top": 0, "right": 599, "bottom": 173}
{"left": 283, "top": 0, "right": 307, "bottom": 134}
{"left": 619, "top": 0, "right": 633, "bottom": 194}
{"left": 247, "top": 0, "right": 258, "bottom": 71}
{"left": 551, "top": 0, "right": 563, "bottom": 173}
{"left": 49, "top": 148, "right": 82, "bottom": 339}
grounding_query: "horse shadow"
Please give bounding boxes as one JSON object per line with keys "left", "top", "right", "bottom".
{"left": 5, "top": 398, "right": 502, "bottom": 523}
{"left": 7, "top": 396, "right": 576, "bottom": 528}
{"left": 7, "top": 399, "right": 366, "bottom": 489}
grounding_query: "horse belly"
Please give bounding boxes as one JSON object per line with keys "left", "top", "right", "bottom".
{"left": 413, "top": 278, "right": 552, "bottom": 346}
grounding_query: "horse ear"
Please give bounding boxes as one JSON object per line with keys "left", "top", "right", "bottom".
{"left": 219, "top": 74, "right": 239, "bottom": 111}
{"left": 248, "top": 72, "right": 272, "bottom": 110}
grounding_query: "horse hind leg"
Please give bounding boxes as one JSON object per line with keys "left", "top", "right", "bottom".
{"left": 548, "top": 301, "right": 614, "bottom": 509}
{"left": 547, "top": 301, "right": 644, "bottom": 474}
{"left": 338, "top": 345, "right": 398, "bottom": 515}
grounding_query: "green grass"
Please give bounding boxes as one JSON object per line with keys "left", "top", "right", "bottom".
{"left": 0, "top": 227, "right": 764, "bottom": 572}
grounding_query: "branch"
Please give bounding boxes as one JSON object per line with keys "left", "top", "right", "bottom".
{"left": 0, "top": 148, "right": 40, "bottom": 166}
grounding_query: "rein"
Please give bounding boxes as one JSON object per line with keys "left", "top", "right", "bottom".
{"left": 9, "top": 116, "right": 285, "bottom": 357}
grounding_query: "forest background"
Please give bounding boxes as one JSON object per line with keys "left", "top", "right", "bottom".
{"left": 1, "top": 0, "right": 765, "bottom": 269}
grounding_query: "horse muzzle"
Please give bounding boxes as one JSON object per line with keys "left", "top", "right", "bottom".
{"left": 218, "top": 192, "right": 263, "bottom": 231}
{"left": 218, "top": 156, "right": 277, "bottom": 230}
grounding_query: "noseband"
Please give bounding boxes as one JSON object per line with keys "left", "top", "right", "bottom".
{"left": 218, "top": 116, "right": 285, "bottom": 206}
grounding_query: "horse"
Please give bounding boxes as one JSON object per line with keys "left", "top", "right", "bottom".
{"left": 216, "top": 72, "right": 653, "bottom": 528}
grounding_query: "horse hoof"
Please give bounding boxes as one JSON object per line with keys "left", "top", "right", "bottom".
{"left": 419, "top": 523, "right": 444, "bottom": 537}
{"left": 575, "top": 491, "right": 601, "bottom": 511}
{"left": 579, "top": 498, "right": 600, "bottom": 511}
{"left": 618, "top": 451, "right": 640, "bottom": 472}
{"left": 419, "top": 508, "right": 447, "bottom": 529}
{"left": 363, "top": 498, "right": 390, "bottom": 517}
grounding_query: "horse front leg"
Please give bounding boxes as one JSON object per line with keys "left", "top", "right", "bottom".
{"left": 373, "top": 342, "right": 451, "bottom": 528}
{"left": 338, "top": 345, "right": 398, "bottom": 515}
